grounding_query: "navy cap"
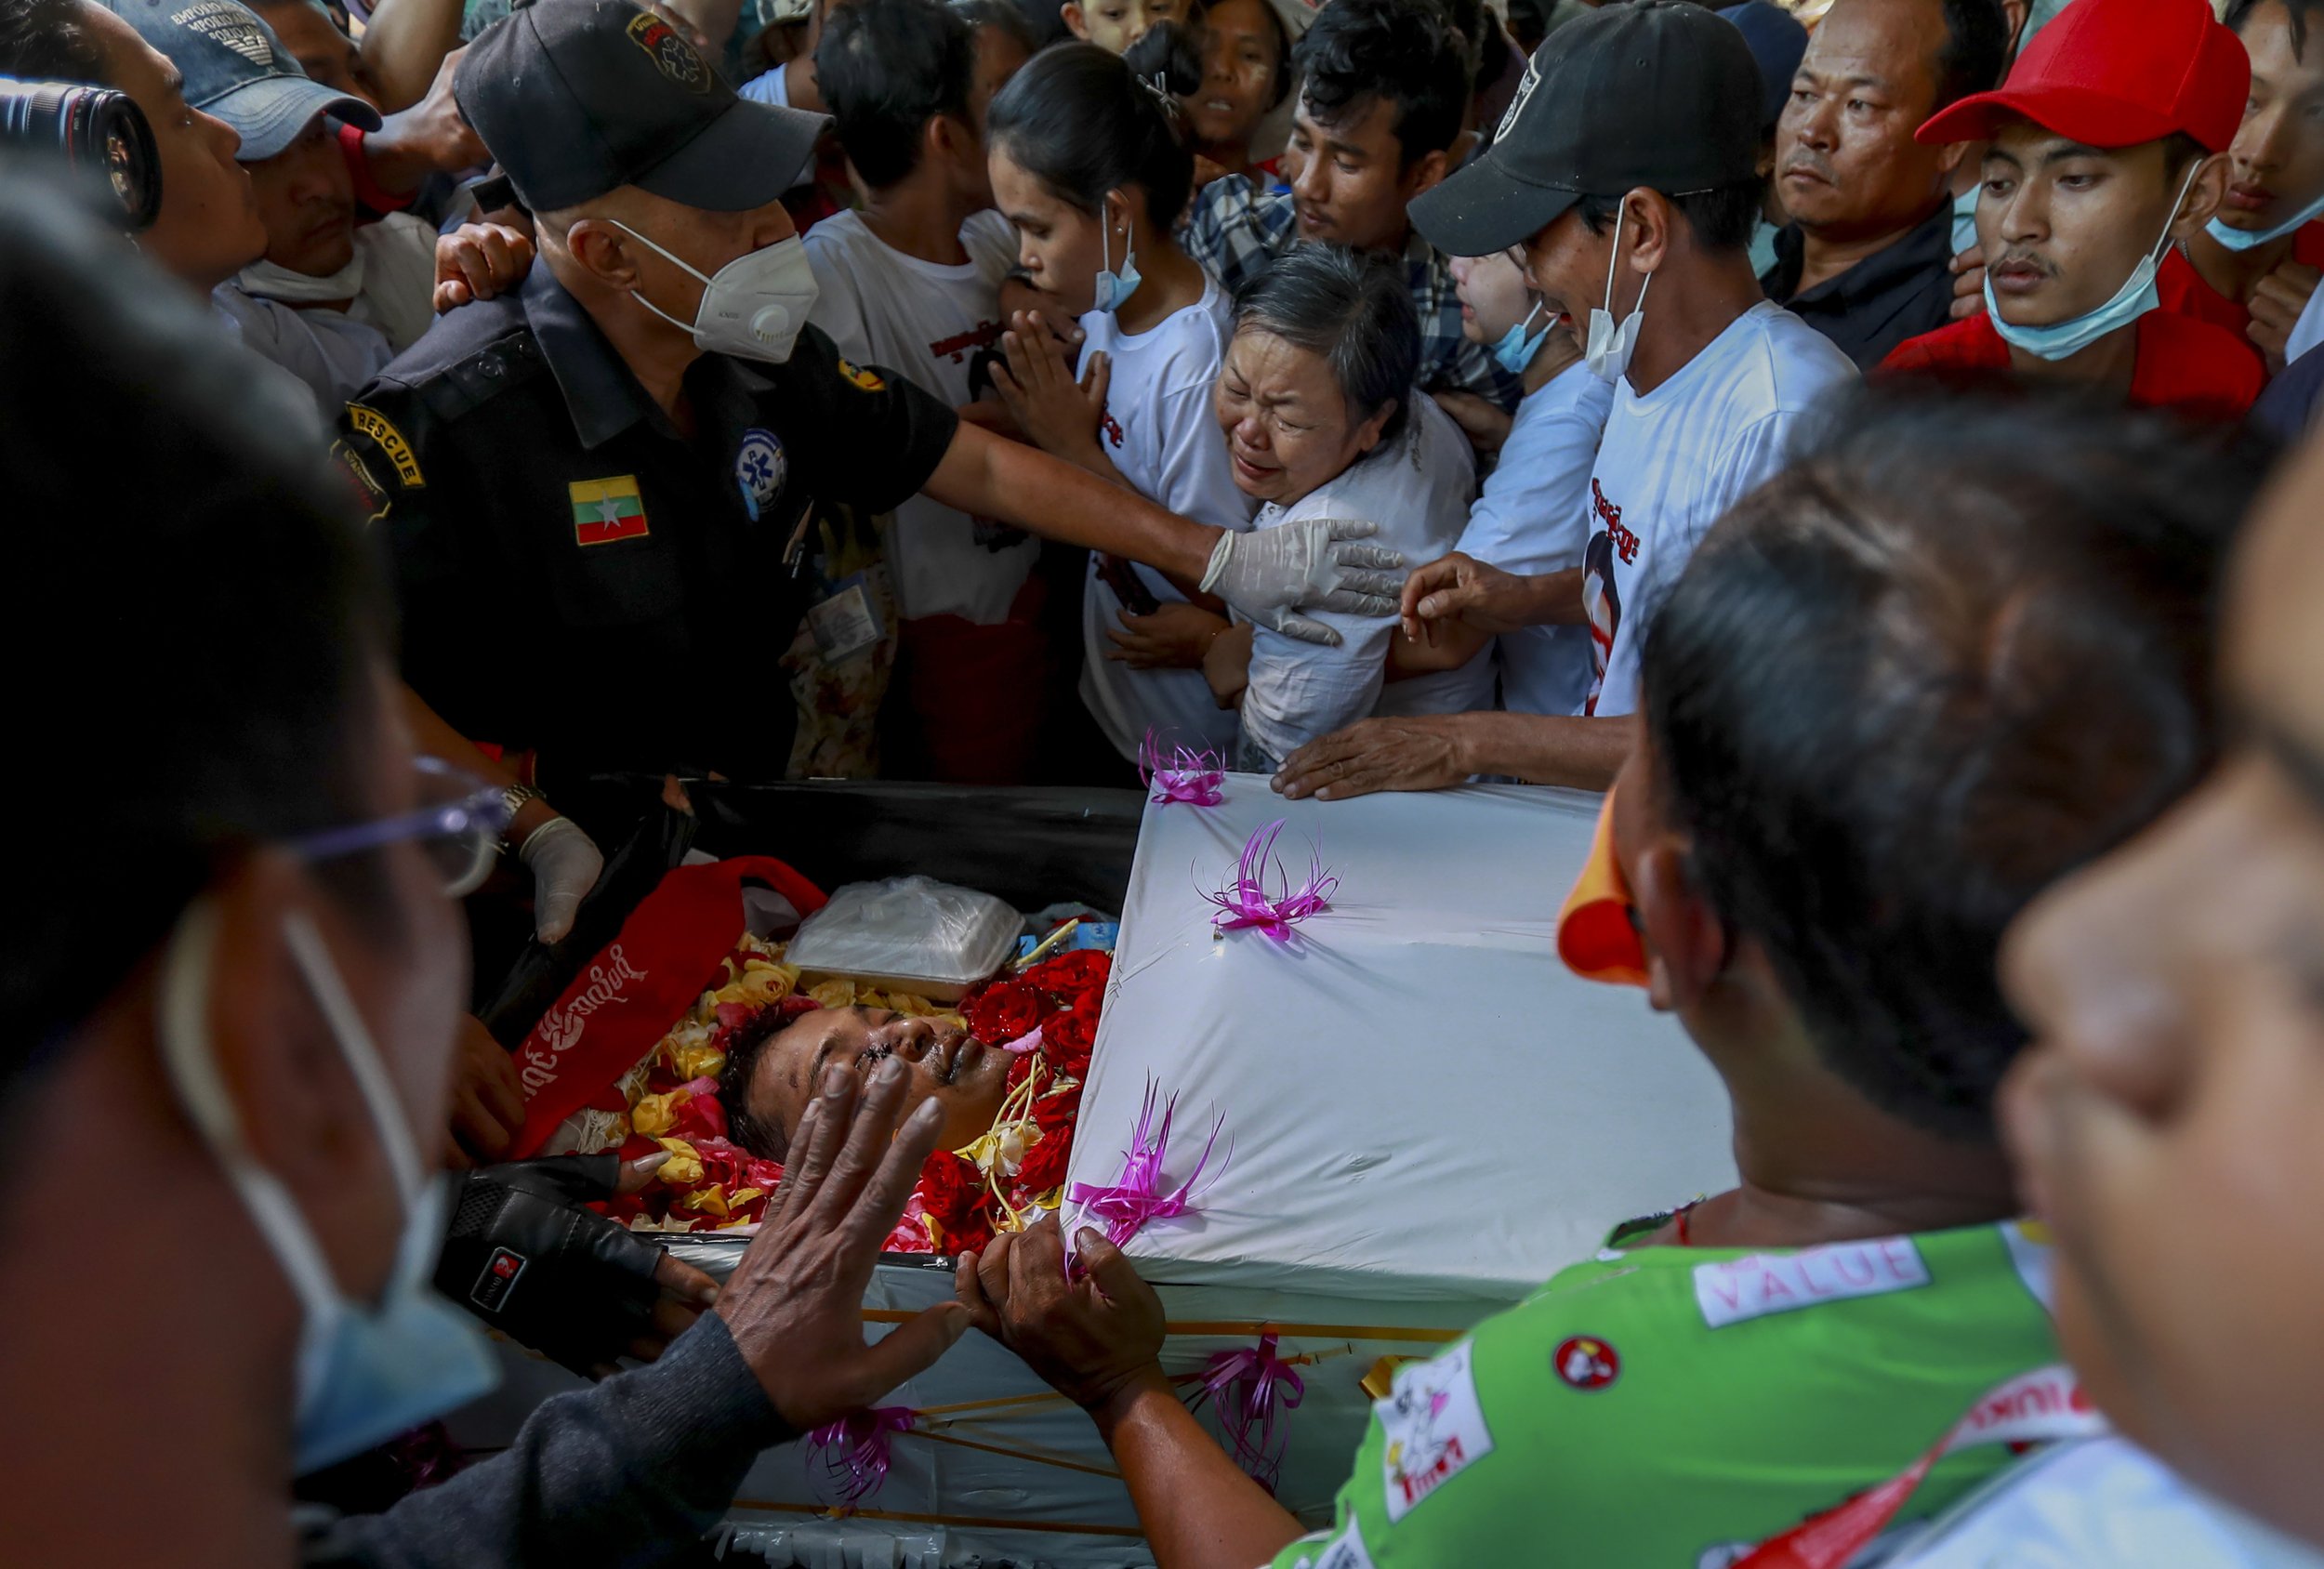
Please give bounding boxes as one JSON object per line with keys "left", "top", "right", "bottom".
{"left": 1719, "top": 1, "right": 1808, "bottom": 131}
{"left": 455, "top": 0, "right": 826, "bottom": 214}
{"left": 99, "top": 0, "right": 379, "bottom": 161}
{"left": 1411, "top": 2, "right": 1763, "bottom": 258}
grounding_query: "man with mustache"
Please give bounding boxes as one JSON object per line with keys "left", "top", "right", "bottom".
{"left": 1882, "top": 0, "right": 2264, "bottom": 418}
{"left": 2157, "top": 0, "right": 2324, "bottom": 376}
{"left": 1760, "top": 0, "right": 2009, "bottom": 369}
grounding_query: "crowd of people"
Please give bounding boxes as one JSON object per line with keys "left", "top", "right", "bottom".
{"left": 10, "top": 0, "right": 2324, "bottom": 1562}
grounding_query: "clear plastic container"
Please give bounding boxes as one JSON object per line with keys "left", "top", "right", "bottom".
{"left": 784, "top": 876, "right": 1022, "bottom": 1001}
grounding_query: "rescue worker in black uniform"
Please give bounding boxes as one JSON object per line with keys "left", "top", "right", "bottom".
{"left": 334, "top": 0, "right": 1402, "bottom": 798}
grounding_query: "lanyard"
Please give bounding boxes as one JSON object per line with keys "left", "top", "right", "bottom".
{"left": 1735, "top": 1364, "right": 2109, "bottom": 1569}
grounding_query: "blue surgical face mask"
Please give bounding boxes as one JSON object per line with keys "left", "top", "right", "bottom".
{"left": 2205, "top": 182, "right": 2324, "bottom": 252}
{"left": 1490, "top": 300, "right": 1549, "bottom": 373}
{"left": 158, "top": 901, "right": 499, "bottom": 1475}
{"left": 1094, "top": 209, "right": 1141, "bottom": 314}
{"left": 1987, "top": 164, "right": 2202, "bottom": 363}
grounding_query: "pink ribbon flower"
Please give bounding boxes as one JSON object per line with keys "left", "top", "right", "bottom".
{"left": 1196, "top": 1332, "right": 1307, "bottom": 1493}
{"left": 804, "top": 1405, "right": 918, "bottom": 1506}
{"left": 1140, "top": 729, "right": 1227, "bottom": 808}
{"left": 1063, "top": 1078, "right": 1225, "bottom": 1259}
{"left": 1202, "top": 819, "right": 1337, "bottom": 943}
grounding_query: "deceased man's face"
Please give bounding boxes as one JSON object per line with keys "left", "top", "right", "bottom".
{"left": 733, "top": 1006, "right": 1015, "bottom": 1157}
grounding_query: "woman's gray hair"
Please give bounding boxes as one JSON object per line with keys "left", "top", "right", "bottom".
{"left": 1231, "top": 244, "right": 1419, "bottom": 441}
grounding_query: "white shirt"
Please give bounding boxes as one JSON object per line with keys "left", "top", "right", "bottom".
{"left": 211, "top": 282, "right": 394, "bottom": 417}
{"left": 1238, "top": 393, "right": 1488, "bottom": 765}
{"left": 1886, "top": 1437, "right": 2324, "bottom": 1569}
{"left": 804, "top": 208, "right": 1033, "bottom": 625}
{"left": 1582, "top": 301, "right": 1855, "bottom": 718}
{"left": 1455, "top": 357, "right": 1613, "bottom": 719}
{"left": 739, "top": 65, "right": 790, "bottom": 107}
{"left": 232, "top": 211, "right": 440, "bottom": 359}
{"left": 1075, "top": 279, "right": 1256, "bottom": 761}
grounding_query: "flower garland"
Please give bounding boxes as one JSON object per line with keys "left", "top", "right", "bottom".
{"left": 585, "top": 932, "right": 1108, "bottom": 1250}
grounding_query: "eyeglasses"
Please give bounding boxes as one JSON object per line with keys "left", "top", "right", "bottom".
{"left": 288, "top": 757, "right": 512, "bottom": 898}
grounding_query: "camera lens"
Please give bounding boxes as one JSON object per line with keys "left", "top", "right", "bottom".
{"left": 0, "top": 78, "right": 162, "bottom": 231}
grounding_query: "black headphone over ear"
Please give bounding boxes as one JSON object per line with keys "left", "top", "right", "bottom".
{"left": 0, "top": 77, "right": 161, "bottom": 231}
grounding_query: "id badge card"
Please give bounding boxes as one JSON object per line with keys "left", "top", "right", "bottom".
{"left": 807, "top": 571, "right": 885, "bottom": 663}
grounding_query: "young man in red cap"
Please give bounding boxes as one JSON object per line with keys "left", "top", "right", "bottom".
{"left": 1880, "top": 0, "right": 2264, "bottom": 419}
{"left": 2157, "top": 0, "right": 2324, "bottom": 374}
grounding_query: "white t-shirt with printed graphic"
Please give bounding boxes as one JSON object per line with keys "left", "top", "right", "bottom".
{"left": 1075, "top": 278, "right": 1257, "bottom": 761}
{"left": 1237, "top": 393, "right": 1489, "bottom": 767}
{"left": 1582, "top": 300, "right": 1855, "bottom": 719}
{"left": 803, "top": 208, "right": 1034, "bottom": 625}
{"left": 1454, "top": 357, "right": 1613, "bottom": 719}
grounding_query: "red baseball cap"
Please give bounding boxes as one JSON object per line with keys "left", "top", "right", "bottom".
{"left": 1916, "top": 0, "right": 2249, "bottom": 153}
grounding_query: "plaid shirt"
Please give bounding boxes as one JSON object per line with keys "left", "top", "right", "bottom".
{"left": 1185, "top": 176, "right": 1525, "bottom": 412}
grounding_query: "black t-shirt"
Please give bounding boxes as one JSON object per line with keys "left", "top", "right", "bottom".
{"left": 334, "top": 262, "right": 957, "bottom": 784}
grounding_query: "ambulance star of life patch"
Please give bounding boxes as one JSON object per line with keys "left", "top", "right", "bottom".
{"left": 570, "top": 475, "right": 650, "bottom": 546}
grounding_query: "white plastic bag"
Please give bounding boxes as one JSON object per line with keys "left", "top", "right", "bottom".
{"left": 784, "top": 876, "right": 1021, "bottom": 1000}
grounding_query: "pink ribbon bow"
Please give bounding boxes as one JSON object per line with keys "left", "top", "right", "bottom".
{"left": 1197, "top": 1332, "right": 1307, "bottom": 1493}
{"left": 804, "top": 1405, "right": 918, "bottom": 1506}
{"left": 1063, "top": 1078, "right": 1225, "bottom": 1258}
{"left": 1202, "top": 819, "right": 1337, "bottom": 943}
{"left": 1140, "top": 730, "right": 1226, "bottom": 808}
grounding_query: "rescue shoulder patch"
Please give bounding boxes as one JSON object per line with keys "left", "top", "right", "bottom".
{"left": 836, "top": 357, "right": 886, "bottom": 392}
{"left": 348, "top": 403, "right": 425, "bottom": 489}
{"left": 330, "top": 439, "right": 390, "bottom": 524}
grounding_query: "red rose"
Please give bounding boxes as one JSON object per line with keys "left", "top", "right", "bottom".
{"left": 917, "top": 1151, "right": 986, "bottom": 1228}
{"left": 1032, "top": 1083, "right": 1080, "bottom": 1139}
{"left": 1043, "top": 990, "right": 1101, "bottom": 1077}
{"left": 966, "top": 981, "right": 1045, "bottom": 1045}
{"left": 939, "top": 1206, "right": 996, "bottom": 1254}
{"left": 1023, "top": 950, "right": 1111, "bottom": 1005}
{"left": 778, "top": 994, "right": 825, "bottom": 1022}
{"left": 1012, "top": 1125, "right": 1073, "bottom": 1196}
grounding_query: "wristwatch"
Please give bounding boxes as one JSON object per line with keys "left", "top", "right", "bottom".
{"left": 498, "top": 784, "right": 547, "bottom": 852}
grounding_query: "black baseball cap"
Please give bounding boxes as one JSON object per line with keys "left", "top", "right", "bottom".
{"left": 99, "top": 0, "right": 380, "bottom": 162}
{"left": 1411, "top": 0, "right": 1763, "bottom": 258}
{"left": 456, "top": 0, "right": 826, "bottom": 214}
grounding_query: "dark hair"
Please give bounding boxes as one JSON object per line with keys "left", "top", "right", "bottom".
{"left": 986, "top": 38, "right": 1197, "bottom": 221}
{"left": 0, "top": 0, "right": 109, "bottom": 80}
{"left": 1577, "top": 181, "right": 1764, "bottom": 253}
{"left": 1932, "top": 0, "right": 2010, "bottom": 111}
{"left": 1293, "top": 0, "right": 1467, "bottom": 168}
{"left": 1640, "top": 390, "right": 2249, "bottom": 1143}
{"left": 0, "top": 162, "right": 390, "bottom": 1112}
{"left": 1231, "top": 242, "right": 1419, "bottom": 441}
{"left": 1505, "top": 0, "right": 1547, "bottom": 54}
{"left": 815, "top": 0, "right": 976, "bottom": 190}
{"left": 1012, "top": 0, "right": 1072, "bottom": 47}
{"left": 720, "top": 1008, "right": 792, "bottom": 1162}
{"left": 2226, "top": 0, "right": 2324, "bottom": 58}
{"left": 950, "top": 0, "right": 1039, "bottom": 55}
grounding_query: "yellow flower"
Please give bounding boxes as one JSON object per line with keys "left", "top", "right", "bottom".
{"left": 667, "top": 1041, "right": 728, "bottom": 1083}
{"left": 654, "top": 1137, "right": 704, "bottom": 1187}
{"left": 809, "top": 979, "right": 858, "bottom": 1009}
{"left": 676, "top": 1185, "right": 731, "bottom": 1218}
{"left": 631, "top": 1090, "right": 682, "bottom": 1138}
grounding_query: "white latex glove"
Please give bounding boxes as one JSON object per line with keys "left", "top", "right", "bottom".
{"left": 1199, "top": 516, "right": 1407, "bottom": 647}
{"left": 516, "top": 815, "right": 604, "bottom": 944}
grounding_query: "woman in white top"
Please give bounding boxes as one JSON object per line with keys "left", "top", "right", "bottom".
{"left": 984, "top": 35, "right": 1257, "bottom": 762}
{"left": 1200, "top": 245, "right": 1489, "bottom": 773}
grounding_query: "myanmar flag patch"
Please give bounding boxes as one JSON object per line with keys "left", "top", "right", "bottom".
{"left": 570, "top": 475, "right": 649, "bottom": 547}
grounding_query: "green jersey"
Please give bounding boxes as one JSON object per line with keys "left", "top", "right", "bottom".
{"left": 1271, "top": 1219, "right": 2058, "bottom": 1569}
